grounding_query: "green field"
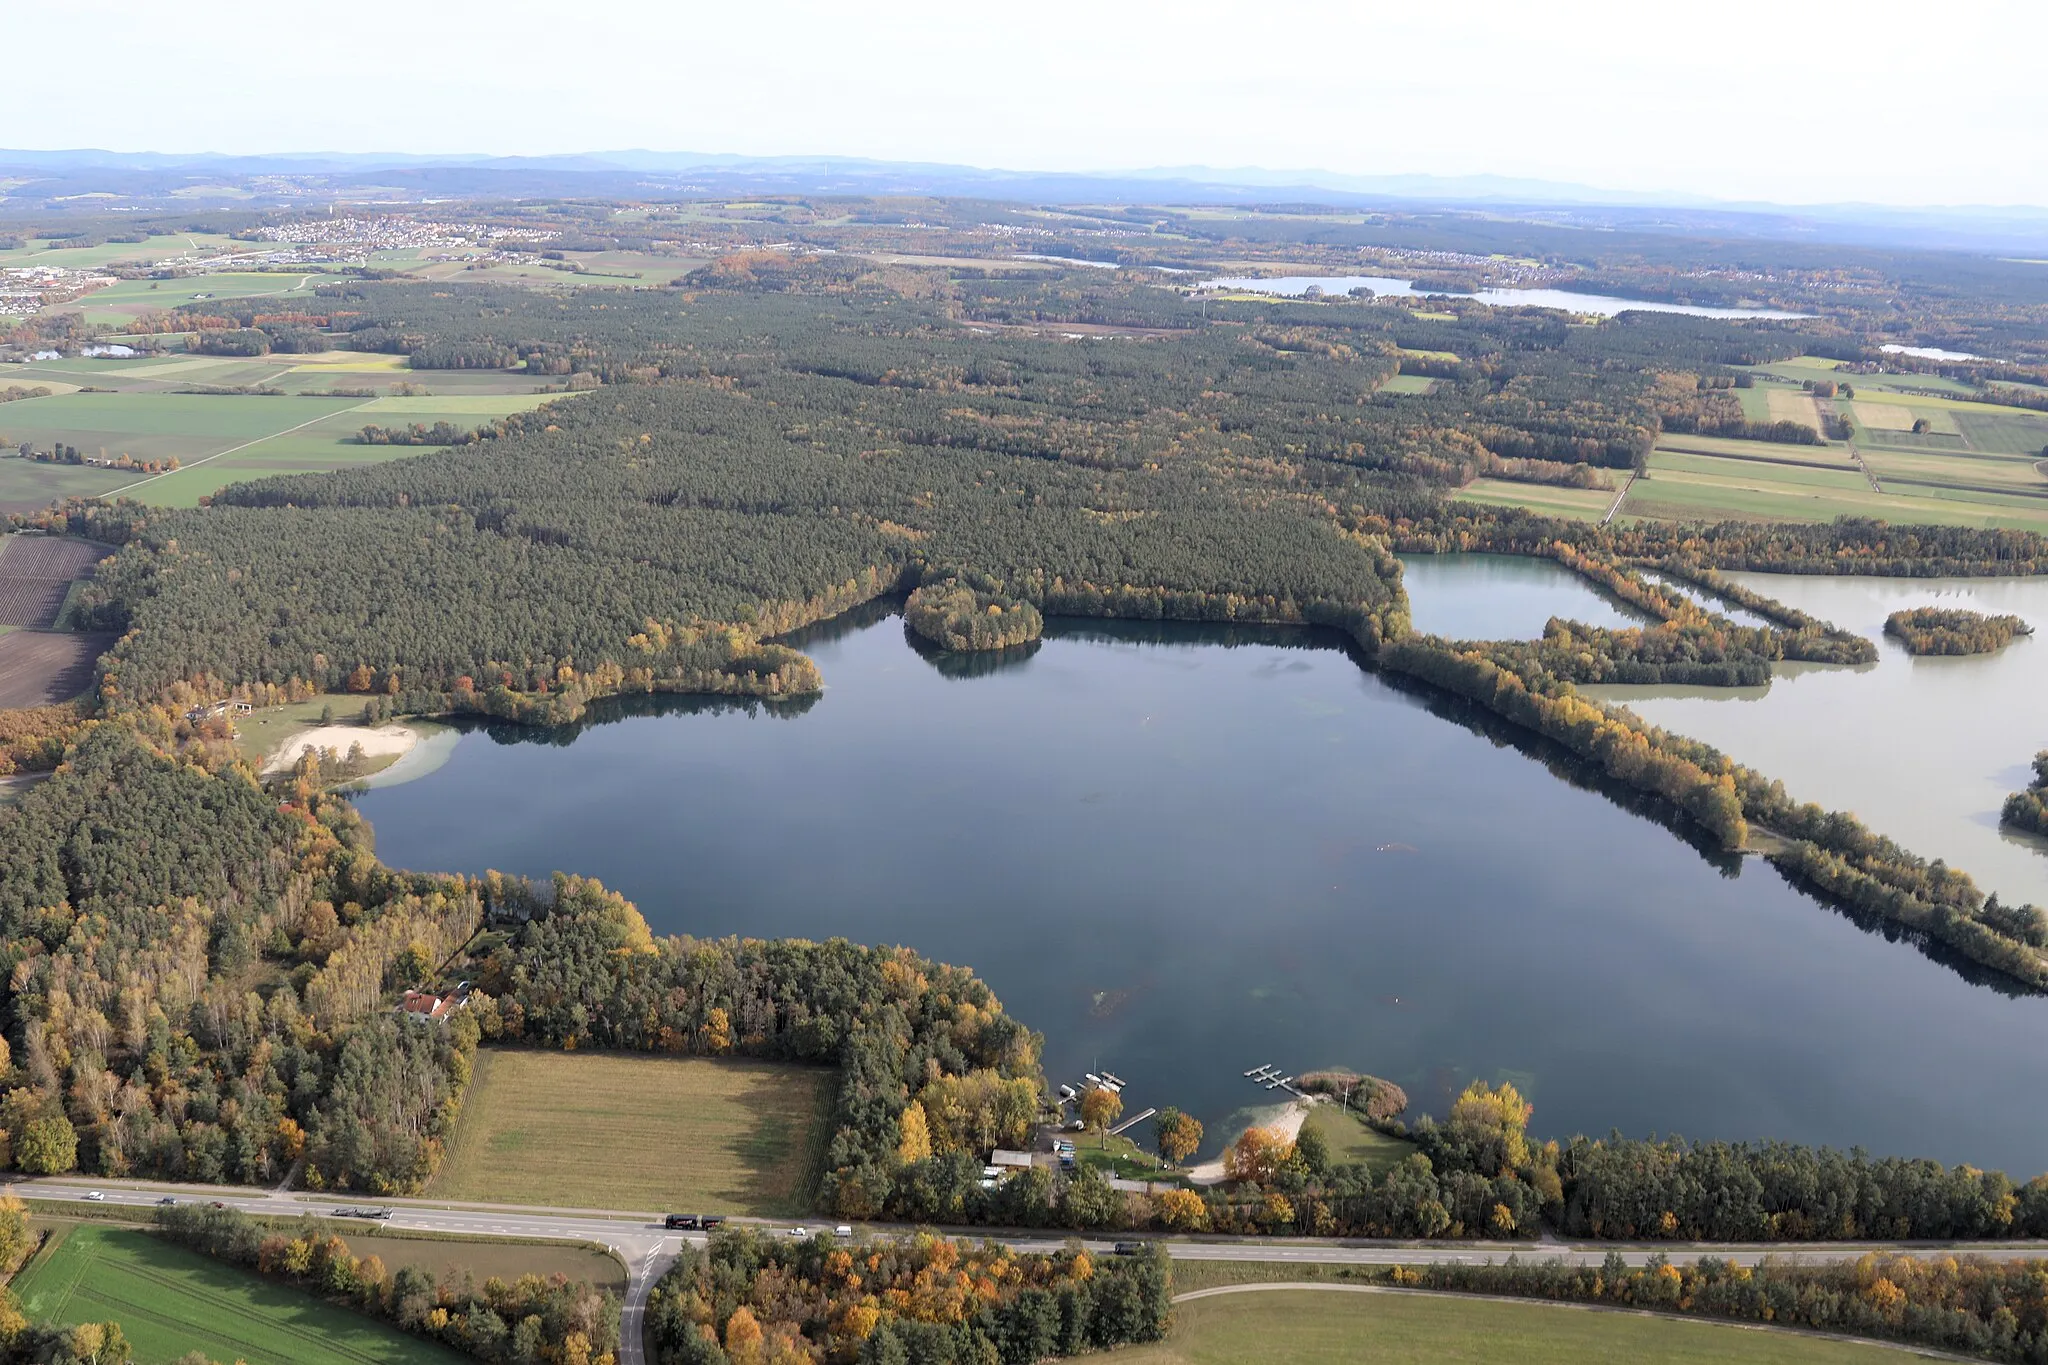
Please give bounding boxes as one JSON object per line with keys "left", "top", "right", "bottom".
{"left": 1111, "top": 1289, "right": 1911, "bottom": 1364}
{"left": 0, "top": 387, "right": 577, "bottom": 508}
{"left": 70, "top": 271, "right": 338, "bottom": 325}
{"left": 1619, "top": 447, "right": 2048, "bottom": 531}
{"left": 11, "top": 1222, "right": 459, "bottom": 1365}
{"left": 1301, "top": 1107, "right": 1418, "bottom": 1178}
{"left": 1449, "top": 477, "right": 1614, "bottom": 521}
{"left": 1376, "top": 374, "right": 1436, "bottom": 395}
{"left": 427, "top": 1050, "right": 837, "bottom": 1216}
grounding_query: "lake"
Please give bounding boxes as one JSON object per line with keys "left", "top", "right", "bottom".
{"left": 1197, "top": 274, "right": 1810, "bottom": 319}
{"left": 1587, "top": 571, "right": 2048, "bottom": 908}
{"left": 355, "top": 570, "right": 2048, "bottom": 1176}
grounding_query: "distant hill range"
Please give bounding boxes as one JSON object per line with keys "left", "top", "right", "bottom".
{"left": 6, "top": 148, "right": 2048, "bottom": 254}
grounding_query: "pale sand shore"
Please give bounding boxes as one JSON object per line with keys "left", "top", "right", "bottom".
{"left": 264, "top": 722, "right": 419, "bottom": 774}
{"left": 1187, "top": 1097, "right": 1315, "bottom": 1186}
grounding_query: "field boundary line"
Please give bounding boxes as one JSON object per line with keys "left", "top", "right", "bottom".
{"left": 101, "top": 398, "right": 379, "bottom": 497}
{"left": 1171, "top": 1281, "right": 1979, "bottom": 1360}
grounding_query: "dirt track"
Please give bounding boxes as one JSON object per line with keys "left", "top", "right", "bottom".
{"left": 0, "top": 631, "right": 111, "bottom": 707}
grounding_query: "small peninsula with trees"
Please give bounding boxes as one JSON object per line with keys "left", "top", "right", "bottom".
{"left": 1884, "top": 606, "right": 2034, "bottom": 655}
{"left": 904, "top": 575, "right": 1045, "bottom": 652}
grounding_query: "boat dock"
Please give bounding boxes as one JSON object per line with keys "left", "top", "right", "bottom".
{"left": 1243, "top": 1063, "right": 1305, "bottom": 1099}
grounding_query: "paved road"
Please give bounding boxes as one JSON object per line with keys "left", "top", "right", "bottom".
{"left": 16, "top": 1178, "right": 2047, "bottom": 1364}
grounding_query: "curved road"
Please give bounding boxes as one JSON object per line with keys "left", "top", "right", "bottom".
{"left": 13, "top": 1178, "right": 2044, "bottom": 1365}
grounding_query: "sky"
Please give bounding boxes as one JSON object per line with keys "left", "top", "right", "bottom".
{"left": 13, "top": 0, "right": 2048, "bottom": 207}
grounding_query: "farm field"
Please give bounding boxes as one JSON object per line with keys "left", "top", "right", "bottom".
{"left": 0, "top": 632, "right": 110, "bottom": 707}
{"left": 1107, "top": 1289, "right": 1913, "bottom": 1364}
{"left": 0, "top": 232, "right": 245, "bottom": 271}
{"left": 426, "top": 1050, "right": 836, "bottom": 1216}
{"left": 11, "top": 1222, "right": 460, "bottom": 1365}
{"left": 1653, "top": 432, "right": 1855, "bottom": 465}
{"left": 334, "top": 1233, "right": 625, "bottom": 1295}
{"left": 70, "top": 270, "right": 339, "bottom": 325}
{"left": 1376, "top": 373, "right": 1435, "bottom": 394}
{"left": 0, "top": 387, "right": 577, "bottom": 508}
{"left": 1448, "top": 478, "right": 1613, "bottom": 521}
{"left": 1619, "top": 448, "right": 2048, "bottom": 531}
{"left": 1764, "top": 387, "right": 1823, "bottom": 432}
{"left": 0, "top": 536, "right": 103, "bottom": 626}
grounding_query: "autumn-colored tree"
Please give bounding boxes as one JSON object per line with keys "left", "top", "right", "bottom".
{"left": 1080, "top": 1085, "right": 1122, "bottom": 1148}
{"left": 274, "top": 1117, "right": 306, "bottom": 1162}
{"left": 64, "top": 1321, "right": 132, "bottom": 1365}
{"left": 896, "top": 1101, "right": 933, "bottom": 1165}
{"left": 344, "top": 664, "right": 374, "bottom": 693}
{"left": 1153, "top": 1107, "right": 1203, "bottom": 1167}
{"left": 1449, "top": 1080, "right": 1532, "bottom": 1173}
{"left": 1154, "top": 1187, "right": 1208, "bottom": 1232}
{"left": 16, "top": 1113, "right": 78, "bottom": 1175}
{"left": 703, "top": 1007, "right": 732, "bottom": 1053}
{"left": 1222, "top": 1125, "right": 1295, "bottom": 1185}
{"left": 0, "top": 1195, "right": 30, "bottom": 1275}
{"left": 724, "top": 1304, "right": 764, "bottom": 1365}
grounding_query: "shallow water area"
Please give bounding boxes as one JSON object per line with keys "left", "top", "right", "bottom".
{"left": 1585, "top": 572, "right": 2048, "bottom": 907}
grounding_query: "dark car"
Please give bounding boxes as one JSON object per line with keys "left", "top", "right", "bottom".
{"left": 700, "top": 1215, "right": 725, "bottom": 1229}
{"left": 664, "top": 1214, "right": 699, "bottom": 1230}
{"left": 157, "top": 1197, "right": 177, "bottom": 1206}
{"left": 1112, "top": 1242, "right": 1144, "bottom": 1256}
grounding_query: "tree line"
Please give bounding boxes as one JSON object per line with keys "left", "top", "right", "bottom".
{"left": 647, "top": 1226, "right": 1168, "bottom": 1365}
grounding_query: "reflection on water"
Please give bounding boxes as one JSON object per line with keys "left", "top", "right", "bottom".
{"left": 357, "top": 593, "right": 2048, "bottom": 1174}
{"left": 1587, "top": 573, "right": 2048, "bottom": 907}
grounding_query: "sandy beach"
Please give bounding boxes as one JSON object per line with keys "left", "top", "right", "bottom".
{"left": 264, "top": 723, "right": 420, "bottom": 774}
{"left": 1187, "top": 1097, "right": 1315, "bottom": 1186}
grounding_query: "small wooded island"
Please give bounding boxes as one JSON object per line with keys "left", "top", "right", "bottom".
{"left": 904, "top": 577, "right": 1045, "bottom": 651}
{"left": 2005, "top": 752, "right": 2048, "bottom": 836}
{"left": 1883, "top": 606, "right": 2033, "bottom": 655}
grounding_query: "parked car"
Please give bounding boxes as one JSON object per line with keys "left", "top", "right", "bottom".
{"left": 83, "top": 1191, "right": 105, "bottom": 1202}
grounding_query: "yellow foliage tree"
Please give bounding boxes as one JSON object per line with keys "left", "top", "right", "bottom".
{"left": 1080, "top": 1086, "right": 1122, "bottom": 1149}
{"left": 897, "top": 1101, "right": 933, "bottom": 1165}
{"left": 1223, "top": 1125, "right": 1295, "bottom": 1184}
{"left": 1154, "top": 1187, "right": 1209, "bottom": 1232}
{"left": 1449, "top": 1080, "right": 1532, "bottom": 1172}
{"left": 724, "top": 1305, "right": 764, "bottom": 1365}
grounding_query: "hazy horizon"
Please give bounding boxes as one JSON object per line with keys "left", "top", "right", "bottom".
{"left": 12, "top": 0, "right": 2047, "bottom": 210}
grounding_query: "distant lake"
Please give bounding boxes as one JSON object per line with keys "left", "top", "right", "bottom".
{"left": 356, "top": 562, "right": 2048, "bottom": 1176}
{"left": 1880, "top": 343, "right": 1985, "bottom": 362}
{"left": 1587, "top": 572, "right": 2048, "bottom": 909}
{"left": 1198, "top": 274, "right": 1810, "bottom": 320}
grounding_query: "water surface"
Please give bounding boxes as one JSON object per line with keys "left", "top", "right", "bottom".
{"left": 1198, "top": 275, "right": 1809, "bottom": 319}
{"left": 1587, "top": 572, "right": 2048, "bottom": 907}
{"left": 1398, "top": 552, "right": 1651, "bottom": 638}
{"left": 357, "top": 597, "right": 2048, "bottom": 1175}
